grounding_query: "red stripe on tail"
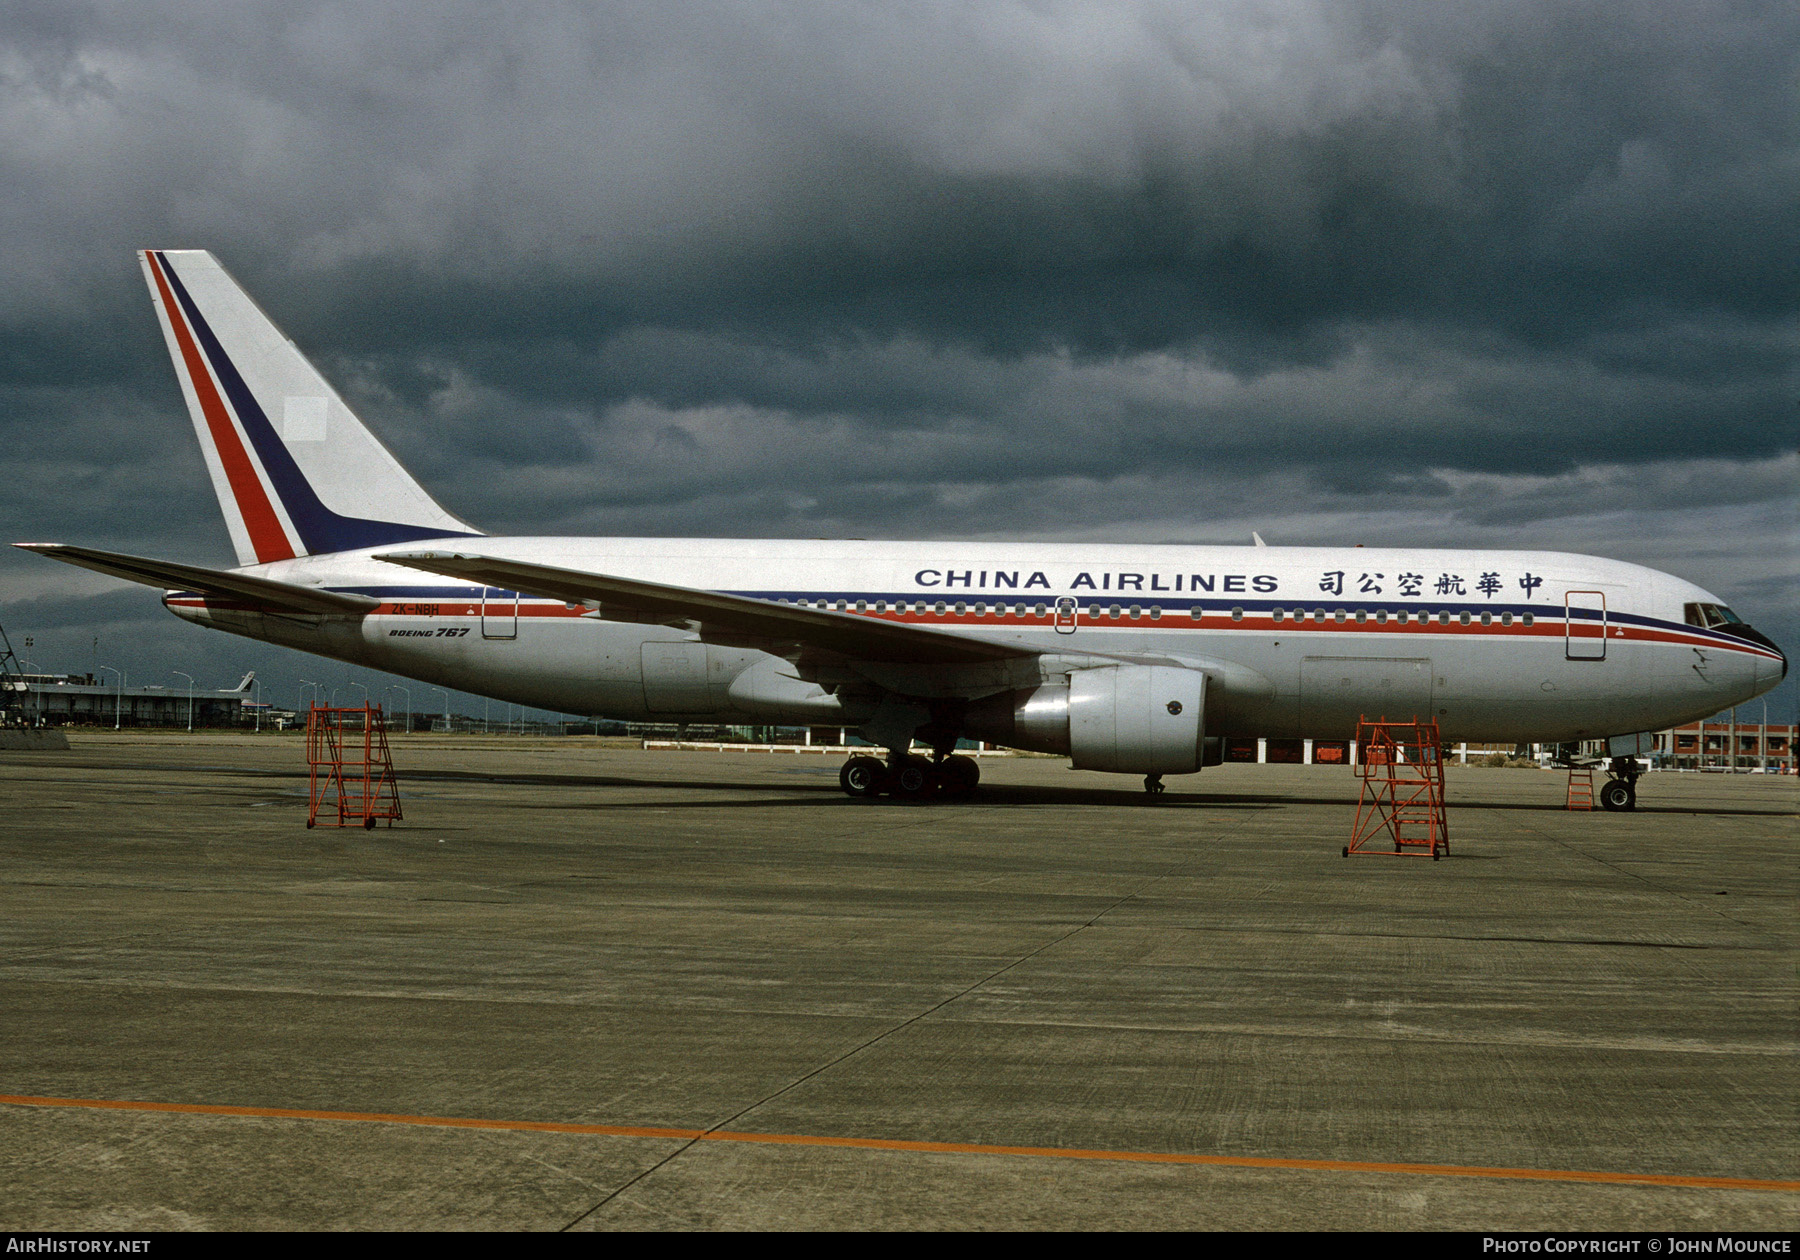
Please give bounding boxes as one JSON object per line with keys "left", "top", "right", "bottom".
{"left": 145, "top": 252, "right": 294, "bottom": 563}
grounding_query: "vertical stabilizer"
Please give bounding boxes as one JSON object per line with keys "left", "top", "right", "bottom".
{"left": 139, "top": 249, "right": 478, "bottom": 565}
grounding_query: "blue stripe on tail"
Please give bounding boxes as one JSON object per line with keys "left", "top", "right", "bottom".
{"left": 157, "top": 253, "right": 477, "bottom": 556}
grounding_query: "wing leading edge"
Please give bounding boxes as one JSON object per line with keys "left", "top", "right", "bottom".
{"left": 375, "top": 550, "right": 1034, "bottom": 665}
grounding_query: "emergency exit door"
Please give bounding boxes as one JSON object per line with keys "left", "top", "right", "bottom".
{"left": 481, "top": 586, "right": 518, "bottom": 640}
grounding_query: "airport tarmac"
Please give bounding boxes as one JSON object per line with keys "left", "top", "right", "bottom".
{"left": 0, "top": 733, "right": 1794, "bottom": 1231}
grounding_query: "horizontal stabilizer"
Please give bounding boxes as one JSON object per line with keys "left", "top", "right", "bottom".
{"left": 14, "top": 544, "right": 379, "bottom": 614}
{"left": 375, "top": 550, "right": 1032, "bottom": 665}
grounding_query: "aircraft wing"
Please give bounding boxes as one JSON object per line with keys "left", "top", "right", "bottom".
{"left": 375, "top": 550, "right": 1034, "bottom": 665}
{"left": 14, "top": 544, "right": 380, "bottom": 614}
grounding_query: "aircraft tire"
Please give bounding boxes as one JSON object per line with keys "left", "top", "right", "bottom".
{"left": 890, "top": 756, "right": 935, "bottom": 800}
{"left": 1599, "top": 780, "right": 1632, "bottom": 812}
{"left": 840, "top": 756, "right": 886, "bottom": 797}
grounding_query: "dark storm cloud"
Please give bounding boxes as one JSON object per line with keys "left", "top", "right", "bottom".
{"left": 0, "top": 1, "right": 1795, "bottom": 701}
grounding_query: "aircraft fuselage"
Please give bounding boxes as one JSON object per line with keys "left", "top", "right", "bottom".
{"left": 166, "top": 536, "right": 1782, "bottom": 745}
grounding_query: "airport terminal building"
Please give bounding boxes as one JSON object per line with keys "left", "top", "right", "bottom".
{"left": 9, "top": 673, "right": 270, "bottom": 729}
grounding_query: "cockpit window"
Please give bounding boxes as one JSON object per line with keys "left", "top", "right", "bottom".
{"left": 1685, "top": 602, "right": 1744, "bottom": 628}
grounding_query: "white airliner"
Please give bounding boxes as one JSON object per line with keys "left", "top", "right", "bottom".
{"left": 18, "top": 251, "right": 1787, "bottom": 809}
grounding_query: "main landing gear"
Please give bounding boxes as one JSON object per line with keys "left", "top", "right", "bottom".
{"left": 1599, "top": 757, "right": 1641, "bottom": 812}
{"left": 1144, "top": 773, "right": 1165, "bottom": 797}
{"left": 839, "top": 752, "right": 980, "bottom": 801}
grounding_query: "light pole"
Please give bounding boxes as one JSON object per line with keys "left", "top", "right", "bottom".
{"left": 299, "top": 678, "right": 319, "bottom": 718}
{"left": 172, "top": 671, "right": 194, "bottom": 733}
{"left": 1761, "top": 698, "right": 1768, "bottom": 774}
{"left": 349, "top": 681, "right": 369, "bottom": 710}
{"left": 97, "top": 666, "right": 123, "bottom": 730}
{"left": 387, "top": 684, "right": 412, "bottom": 734}
{"left": 252, "top": 677, "right": 262, "bottom": 733}
{"left": 19, "top": 652, "right": 37, "bottom": 725}
{"left": 431, "top": 687, "right": 450, "bottom": 733}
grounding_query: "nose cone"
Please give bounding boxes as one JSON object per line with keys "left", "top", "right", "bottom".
{"left": 1712, "top": 622, "right": 1786, "bottom": 695}
{"left": 1752, "top": 631, "right": 1786, "bottom": 692}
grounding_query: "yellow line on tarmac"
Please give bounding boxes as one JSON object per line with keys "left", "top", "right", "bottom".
{"left": 3, "top": 1093, "right": 1794, "bottom": 1193}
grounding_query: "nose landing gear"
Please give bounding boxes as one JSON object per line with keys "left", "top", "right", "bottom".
{"left": 1598, "top": 757, "right": 1640, "bottom": 812}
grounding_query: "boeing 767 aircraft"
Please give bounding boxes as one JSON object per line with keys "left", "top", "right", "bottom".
{"left": 17, "top": 251, "right": 1787, "bottom": 809}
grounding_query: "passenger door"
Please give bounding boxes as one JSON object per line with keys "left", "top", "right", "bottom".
{"left": 1564, "top": 590, "right": 1606, "bottom": 660}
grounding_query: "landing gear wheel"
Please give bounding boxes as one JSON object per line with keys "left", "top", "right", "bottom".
{"left": 889, "top": 755, "right": 935, "bottom": 800}
{"left": 1144, "top": 774, "right": 1165, "bottom": 797}
{"left": 840, "top": 755, "right": 886, "bottom": 797}
{"left": 937, "top": 755, "right": 980, "bottom": 799}
{"left": 363, "top": 815, "right": 376, "bottom": 830}
{"left": 1599, "top": 779, "right": 1634, "bottom": 812}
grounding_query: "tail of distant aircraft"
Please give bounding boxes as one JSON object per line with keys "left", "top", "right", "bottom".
{"left": 139, "top": 249, "right": 477, "bottom": 567}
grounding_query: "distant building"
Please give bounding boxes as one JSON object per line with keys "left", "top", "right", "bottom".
{"left": 1650, "top": 719, "right": 1793, "bottom": 772}
{"left": 14, "top": 672, "right": 261, "bottom": 729}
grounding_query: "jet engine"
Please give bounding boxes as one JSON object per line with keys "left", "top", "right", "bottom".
{"left": 965, "top": 665, "right": 1207, "bottom": 774}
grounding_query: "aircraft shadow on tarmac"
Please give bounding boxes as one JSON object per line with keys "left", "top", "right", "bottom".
{"left": 82, "top": 759, "right": 1790, "bottom": 816}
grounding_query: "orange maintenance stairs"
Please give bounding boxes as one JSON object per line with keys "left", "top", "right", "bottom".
{"left": 1344, "top": 715, "right": 1449, "bottom": 860}
{"left": 305, "top": 703, "right": 403, "bottom": 829}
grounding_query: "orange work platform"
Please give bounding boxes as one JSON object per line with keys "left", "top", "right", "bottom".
{"left": 1565, "top": 766, "right": 1595, "bottom": 811}
{"left": 1344, "top": 715, "right": 1448, "bottom": 860}
{"left": 305, "top": 703, "right": 402, "bottom": 829}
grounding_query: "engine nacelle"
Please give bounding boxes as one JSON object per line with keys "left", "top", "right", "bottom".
{"left": 968, "top": 665, "right": 1208, "bottom": 774}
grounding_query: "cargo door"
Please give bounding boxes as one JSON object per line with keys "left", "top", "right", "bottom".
{"left": 1299, "top": 656, "right": 1434, "bottom": 737}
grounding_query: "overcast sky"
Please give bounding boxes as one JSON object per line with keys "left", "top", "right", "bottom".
{"left": 1, "top": 0, "right": 1795, "bottom": 719}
